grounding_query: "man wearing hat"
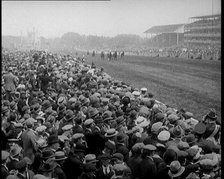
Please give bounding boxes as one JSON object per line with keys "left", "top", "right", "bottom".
{"left": 139, "top": 145, "right": 157, "bottom": 179}
{"left": 58, "top": 110, "right": 74, "bottom": 135}
{"left": 45, "top": 135, "right": 60, "bottom": 153}
{"left": 54, "top": 151, "right": 67, "bottom": 179}
{"left": 15, "top": 157, "right": 34, "bottom": 179}
{"left": 3, "top": 67, "right": 18, "bottom": 101}
{"left": 7, "top": 144, "right": 23, "bottom": 171}
{"left": 72, "top": 114, "right": 84, "bottom": 134}
{"left": 96, "top": 154, "right": 114, "bottom": 179}
{"left": 115, "top": 133, "right": 129, "bottom": 163}
{"left": 104, "top": 128, "right": 118, "bottom": 155}
{"left": 2, "top": 151, "right": 10, "bottom": 179}
{"left": 127, "top": 143, "right": 144, "bottom": 179}
{"left": 63, "top": 143, "right": 85, "bottom": 179}
{"left": 21, "top": 118, "right": 38, "bottom": 164}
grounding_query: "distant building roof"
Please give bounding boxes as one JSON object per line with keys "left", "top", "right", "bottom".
{"left": 144, "top": 24, "right": 185, "bottom": 34}
{"left": 190, "top": 14, "right": 221, "bottom": 19}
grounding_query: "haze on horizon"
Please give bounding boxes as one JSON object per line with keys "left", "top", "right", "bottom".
{"left": 2, "top": 0, "right": 221, "bottom": 38}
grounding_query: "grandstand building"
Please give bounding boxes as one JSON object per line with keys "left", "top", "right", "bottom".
{"left": 144, "top": 24, "right": 185, "bottom": 47}
{"left": 184, "top": 14, "right": 221, "bottom": 48}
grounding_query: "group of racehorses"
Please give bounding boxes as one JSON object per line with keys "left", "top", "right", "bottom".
{"left": 99, "top": 51, "right": 125, "bottom": 60}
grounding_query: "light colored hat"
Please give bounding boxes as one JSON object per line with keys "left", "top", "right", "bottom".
{"left": 132, "top": 91, "right": 141, "bottom": 96}
{"left": 2, "top": 151, "right": 9, "bottom": 161}
{"left": 35, "top": 125, "right": 47, "bottom": 133}
{"left": 33, "top": 174, "right": 48, "bottom": 179}
{"left": 151, "top": 122, "right": 163, "bottom": 134}
{"left": 58, "top": 135, "right": 69, "bottom": 142}
{"left": 62, "top": 124, "right": 73, "bottom": 131}
{"left": 140, "top": 87, "right": 147, "bottom": 92}
{"left": 36, "top": 138, "right": 48, "bottom": 148}
{"left": 105, "top": 128, "right": 118, "bottom": 138}
{"left": 158, "top": 130, "right": 170, "bottom": 142}
{"left": 84, "top": 154, "right": 98, "bottom": 164}
{"left": 168, "top": 160, "right": 185, "bottom": 178}
{"left": 84, "top": 119, "right": 94, "bottom": 126}
{"left": 55, "top": 151, "right": 67, "bottom": 161}
{"left": 135, "top": 116, "right": 150, "bottom": 128}
{"left": 190, "top": 145, "right": 202, "bottom": 160}
{"left": 72, "top": 133, "right": 84, "bottom": 140}
{"left": 143, "top": 144, "right": 157, "bottom": 151}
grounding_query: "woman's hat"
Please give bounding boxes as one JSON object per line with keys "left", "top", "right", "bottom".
{"left": 168, "top": 160, "right": 185, "bottom": 178}
{"left": 55, "top": 151, "right": 67, "bottom": 161}
{"left": 105, "top": 128, "right": 118, "bottom": 138}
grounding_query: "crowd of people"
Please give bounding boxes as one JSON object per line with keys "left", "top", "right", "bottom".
{"left": 124, "top": 46, "right": 221, "bottom": 61}
{"left": 1, "top": 48, "right": 221, "bottom": 179}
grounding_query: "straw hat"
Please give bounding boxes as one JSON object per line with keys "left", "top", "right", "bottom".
{"left": 105, "top": 128, "right": 118, "bottom": 138}
{"left": 135, "top": 116, "right": 150, "bottom": 128}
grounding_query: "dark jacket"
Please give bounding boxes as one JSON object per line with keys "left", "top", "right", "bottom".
{"left": 127, "top": 155, "right": 142, "bottom": 179}
{"left": 63, "top": 153, "right": 84, "bottom": 179}
{"left": 139, "top": 157, "right": 157, "bottom": 179}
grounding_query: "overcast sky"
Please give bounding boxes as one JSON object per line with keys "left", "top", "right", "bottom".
{"left": 2, "top": 0, "right": 221, "bottom": 38}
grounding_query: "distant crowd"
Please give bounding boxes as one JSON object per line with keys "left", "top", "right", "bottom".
{"left": 1, "top": 48, "right": 221, "bottom": 179}
{"left": 123, "top": 46, "right": 221, "bottom": 61}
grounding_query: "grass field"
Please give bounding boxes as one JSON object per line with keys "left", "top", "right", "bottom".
{"left": 84, "top": 54, "right": 221, "bottom": 120}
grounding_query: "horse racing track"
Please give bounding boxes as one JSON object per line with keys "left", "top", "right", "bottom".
{"left": 86, "top": 54, "right": 221, "bottom": 120}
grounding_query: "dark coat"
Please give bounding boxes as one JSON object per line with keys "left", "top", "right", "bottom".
{"left": 73, "top": 125, "right": 84, "bottom": 134}
{"left": 139, "top": 157, "right": 157, "bottom": 179}
{"left": 1, "top": 165, "right": 9, "bottom": 179}
{"left": 116, "top": 143, "right": 129, "bottom": 163}
{"left": 127, "top": 155, "right": 142, "bottom": 179}
{"left": 54, "top": 164, "right": 67, "bottom": 179}
{"left": 63, "top": 153, "right": 84, "bottom": 179}
{"left": 96, "top": 166, "right": 114, "bottom": 179}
